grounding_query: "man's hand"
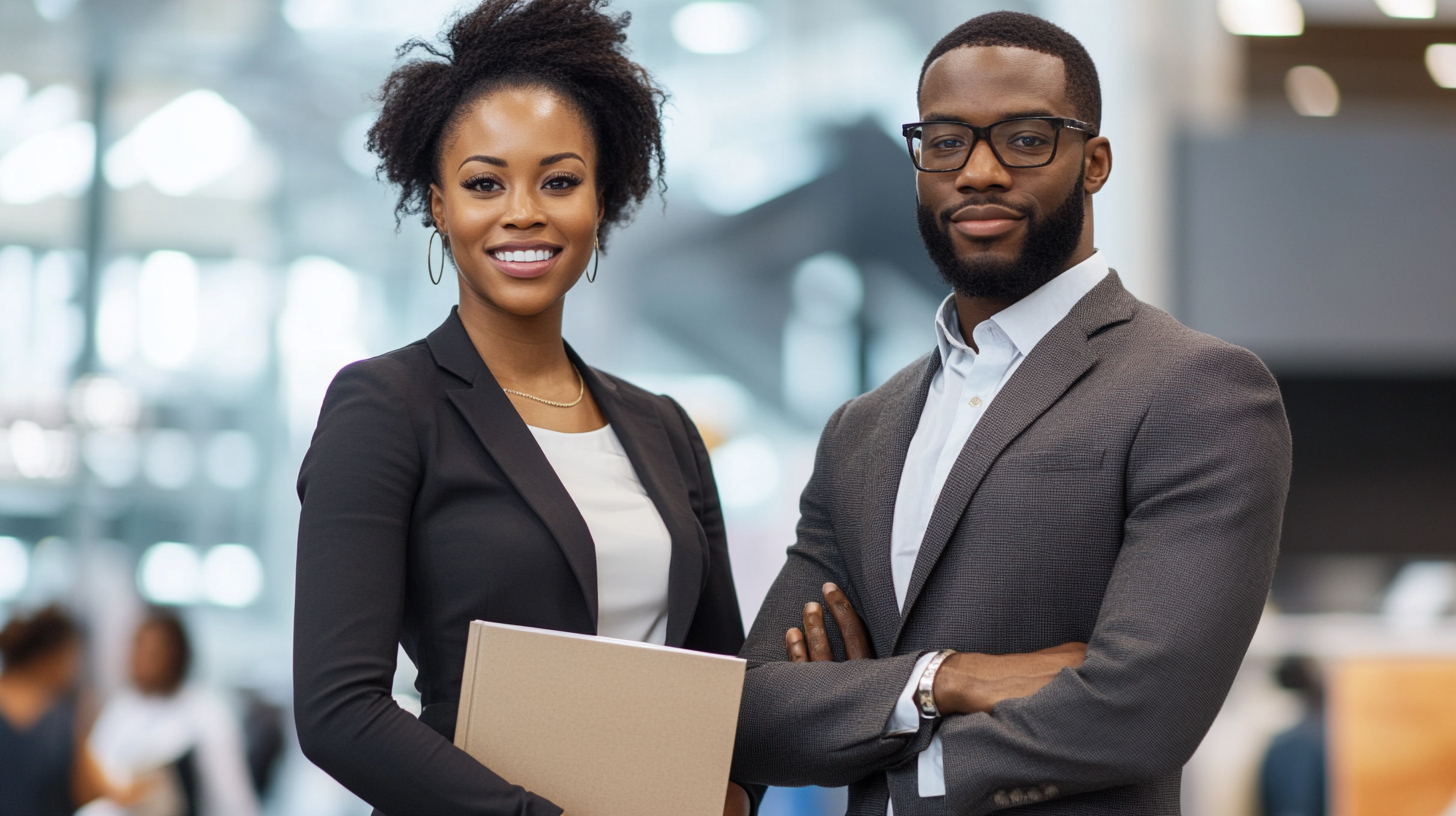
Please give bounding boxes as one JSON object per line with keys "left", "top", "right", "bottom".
{"left": 781, "top": 583, "right": 1085, "bottom": 715}
{"left": 932, "top": 642, "right": 1087, "bottom": 715}
{"left": 785, "top": 582, "right": 872, "bottom": 661}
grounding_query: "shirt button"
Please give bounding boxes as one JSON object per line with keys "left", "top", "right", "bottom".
{"left": 969, "top": 396, "right": 983, "bottom": 407}
{"left": 993, "top": 791, "right": 1010, "bottom": 806}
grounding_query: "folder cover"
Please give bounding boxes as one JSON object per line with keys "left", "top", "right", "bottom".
{"left": 453, "top": 620, "right": 747, "bottom": 816}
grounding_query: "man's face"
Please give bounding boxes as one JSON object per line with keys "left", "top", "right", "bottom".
{"left": 915, "top": 45, "right": 1109, "bottom": 301}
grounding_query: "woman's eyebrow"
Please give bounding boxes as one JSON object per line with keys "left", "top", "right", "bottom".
{"left": 458, "top": 154, "right": 507, "bottom": 169}
{"left": 540, "top": 152, "right": 584, "bottom": 166}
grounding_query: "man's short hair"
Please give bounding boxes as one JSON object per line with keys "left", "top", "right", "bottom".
{"left": 918, "top": 11, "right": 1102, "bottom": 131}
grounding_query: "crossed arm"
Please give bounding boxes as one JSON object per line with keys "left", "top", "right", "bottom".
{"left": 785, "top": 584, "right": 1086, "bottom": 716}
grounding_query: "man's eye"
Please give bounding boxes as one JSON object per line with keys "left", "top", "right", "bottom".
{"left": 1009, "top": 135, "right": 1049, "bottom": 148}
{"left": 931, "top": 138, "right": 966, "bottom": 150}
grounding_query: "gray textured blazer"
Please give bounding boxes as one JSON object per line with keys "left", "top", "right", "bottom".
{"left": 731, "top": 272, "right": 1292, "bottom": 815}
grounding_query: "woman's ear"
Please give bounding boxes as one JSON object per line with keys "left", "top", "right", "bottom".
{"left": 429, "top": 183, "right": 447, "bottom": 234}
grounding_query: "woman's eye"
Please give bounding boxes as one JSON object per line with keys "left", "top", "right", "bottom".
{"left": 543, "top": 175, "right": 582, "bottom": 191}
{"left": 465, "top": 176, "right": 501, "bottom": 192}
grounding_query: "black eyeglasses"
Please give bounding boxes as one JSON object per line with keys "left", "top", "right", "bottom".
{"left": 901, "top": 117, "right": 1098, "bottom": 171}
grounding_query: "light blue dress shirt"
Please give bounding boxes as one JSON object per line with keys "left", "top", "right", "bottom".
{"left": 882, "top": 252, "right": 1109, "bottom": 813}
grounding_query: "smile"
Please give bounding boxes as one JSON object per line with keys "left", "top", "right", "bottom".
{"left": 490, "top": 248, "right": 559, "bottom": 263}
{"left": 486, "top": 243, "right": 563, "bottom": 279}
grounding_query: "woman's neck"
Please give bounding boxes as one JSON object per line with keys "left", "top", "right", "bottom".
{"left": 456, "top": 293, "right": 572, "bottom": 386}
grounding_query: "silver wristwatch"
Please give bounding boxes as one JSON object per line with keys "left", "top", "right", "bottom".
{"left": 915, "top": 649, "right": 957, "bottom": 719}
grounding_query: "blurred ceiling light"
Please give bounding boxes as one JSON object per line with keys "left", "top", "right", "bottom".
{"left": 0, "top": 537, "right": 27, "bottom": 600}
{"left": 69, "top": 375, "right": 142, "bottom": 431}
{"left": 710, "top": 435, "right": 781, "bottom": 509}
{"left": 1285, "top": 65, "right": 1340, "bottom": 117}
{"left": 204, "top": 431, "right": 258, "bottom": 490}
{"left": 34, "top": 0, "right": 80, "bottom": 22}
{"left": 201, "top": 544, "right": 264, "bottom": 607}
{"left": 283, "top": 0, "right": 466, "bottom": 37}
{"left": 8, "top": 419, "right": 74, "bottom": 477}
{"left": 104, "top": 90, "right": 252, "bottom": 196}
{"left": 0, "top": 74, "right": 27, "bottom": 130}
{"left": 138, "top": 250, "right": 199, "bottom": 370}
{"left": 1374, "top": 0, "right": 1435, "bottom": 18}
{"left": 97, "top": 257, "right": 140, "bottom": 369}
{"left": 672, "top": 2, "right": 764, "bottom": 54}
{"left": 1427, "top": 44, "right": 1456, "bottom": 88}
{"left": 0, "top": 121, "right": 94, "bottom": 204}
{"left": 278, "top": 256, "right": 367, "bottom": 442}
{"left": 1381, "top": 560, "right": 1456, "bottom": 629}
{"left": 1218, "top": 0, "right": 1304, "bottom": 36}
{"left": 143, "top": 429, "right": 196, "bottom": 490}
{"left": 339, "top": 112, "right": 378, "bottom": 177}
{"left": 138, "top": 542, "right": 202, "bottom": 605}
{"left": 82, "top": 430, "right": 141, "bottom": 488}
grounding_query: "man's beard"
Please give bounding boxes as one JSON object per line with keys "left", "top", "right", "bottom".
{"left": 916, "top": 172, "right": 1086, "bottom": 301}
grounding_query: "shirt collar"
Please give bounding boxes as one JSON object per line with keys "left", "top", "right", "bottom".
{"left": 934, "top": 251, "right": 1110, "bottom": 365}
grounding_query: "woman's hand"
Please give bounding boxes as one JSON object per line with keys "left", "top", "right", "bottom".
{"left": 724, "top": 781, "right": 750, "bottom": 816}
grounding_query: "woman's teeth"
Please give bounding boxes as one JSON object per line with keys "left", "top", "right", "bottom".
{"left": 494, "top": 249, "right": 554, "bottom": 262}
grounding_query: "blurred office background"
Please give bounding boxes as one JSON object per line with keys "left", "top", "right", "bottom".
{"left": 1, "top": 0, "right": 1454, "bottom": 813}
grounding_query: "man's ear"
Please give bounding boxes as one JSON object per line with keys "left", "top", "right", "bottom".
{"left": 1082, "top": 136, "right": 1112, "bottom": 195}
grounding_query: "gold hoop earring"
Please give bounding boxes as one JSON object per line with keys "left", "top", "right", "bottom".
{"left": 586, "top": 233, "right": 599, "bottom": 283}
{"left": 427, "top": 229, "right": 446, "bottom": 285}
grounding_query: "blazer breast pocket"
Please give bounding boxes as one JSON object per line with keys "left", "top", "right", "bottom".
{"left": 1010, "top": 446, "right": 1107, "bottom": 473}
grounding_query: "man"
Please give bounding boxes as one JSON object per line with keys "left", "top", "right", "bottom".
{"left": 731, "top": 11, "right": 1291, "bottom": 816}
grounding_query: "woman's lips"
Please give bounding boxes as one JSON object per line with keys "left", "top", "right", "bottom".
{"left": 487, "top": 248, "right": 561, "bottom": 279}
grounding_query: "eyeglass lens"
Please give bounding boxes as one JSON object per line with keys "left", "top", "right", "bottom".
{"left": 911, "top": 120, "right": 1059, "bottom": 170}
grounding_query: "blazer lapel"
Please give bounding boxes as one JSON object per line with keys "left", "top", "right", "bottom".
{"left": 427, "top": 310, "right": 600, "bottom": 630}
{"left": 856, "top": 352, "right": 940, "bottom": 656}
{"left": 894, "top": 273, "right": 1139, "bottom": 641}
{"left": 569, "top": 346, "right": 707, "bottom": 648}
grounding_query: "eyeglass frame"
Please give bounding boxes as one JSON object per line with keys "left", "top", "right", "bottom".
{"left": 901, "top": 116, "right": 1099, "bottom": 172}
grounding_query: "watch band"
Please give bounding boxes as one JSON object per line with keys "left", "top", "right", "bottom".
{"left": 915, "top": 649, "right": 957, "bottom": 719}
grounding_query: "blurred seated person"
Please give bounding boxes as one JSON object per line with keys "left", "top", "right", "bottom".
{"left": 80, "top": 608, "right": 260, "bottom": 816}
{"left": 1259, "top": 655, "right": 1327, "bottom": 816}
{"left": 1, "top": 604, "right": 142, "bottom": 816}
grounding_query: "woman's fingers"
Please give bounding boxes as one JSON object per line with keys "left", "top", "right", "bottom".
{"left": 822, "top": 583, "right": 872, "bottom": 660}
{"left": 802, "top": 602, "right": 833, "bottom": 661}
{"left": 785, "top": 628, "right": 810, "bottom": 663}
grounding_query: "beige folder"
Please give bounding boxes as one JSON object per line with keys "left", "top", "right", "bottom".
{"left": 453, "top": 620, "right": 747, "bottom": 816}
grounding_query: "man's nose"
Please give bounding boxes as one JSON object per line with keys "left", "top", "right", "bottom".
{"left": 955, "top": 139, "right": 1013, "bottom": 192}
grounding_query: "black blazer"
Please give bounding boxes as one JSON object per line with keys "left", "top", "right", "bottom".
{"left": 293, "top": 309, "right": 749, "bottom": 816}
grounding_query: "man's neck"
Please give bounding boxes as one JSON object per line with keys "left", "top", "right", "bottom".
{"left": 952, "top": 245, "right": 1095, "bottom": 352}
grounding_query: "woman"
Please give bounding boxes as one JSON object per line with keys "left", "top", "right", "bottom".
{"left": 0, "top": 605, "right": 139, "bottom": 816}
{"left": 292, "top": 1, "right": 754, "bottom": 815}
{"left": 82, "top": 609, "right": 260, "bottom": 816}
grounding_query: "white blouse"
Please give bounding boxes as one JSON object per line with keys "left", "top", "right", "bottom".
{"left": 527, "top": 424, "right": 673, "bottom": 644}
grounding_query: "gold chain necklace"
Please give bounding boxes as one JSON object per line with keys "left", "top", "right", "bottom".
{"left": 500, "top": 365, "right": 585, "bottom": 408}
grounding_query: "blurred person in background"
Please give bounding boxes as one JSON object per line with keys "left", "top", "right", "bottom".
{"left": 731, "top": 11, "right": 1291, "bottom": 815}
{"left": 0, "top": 605, "right": 142, "bottom": 816}
{"left": 1259, "top": 656, "right": 1327, "bottom": 816}
{"left": 292, "top": 1, "right": 754, "bottom": 815}
{"left": 80, "top": 608, "right": 259, "bottom": 816}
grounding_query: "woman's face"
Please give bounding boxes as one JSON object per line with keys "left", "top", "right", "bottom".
{"left": 130, "top": 622, "right": 178, "bottom": 695}
{"left": 430, "top": 86, "right": 602, "bottom": 319}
